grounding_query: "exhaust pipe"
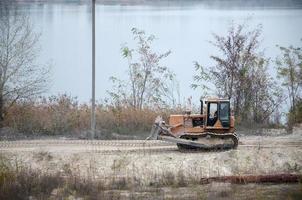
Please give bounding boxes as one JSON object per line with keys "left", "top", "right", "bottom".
{"left": 200, "top": 99, "right": 203, "bottom": 115}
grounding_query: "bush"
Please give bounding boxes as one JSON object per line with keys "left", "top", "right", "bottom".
{"left": 0, "top": 155, "right": 63, "bottom": 199}
{"left": 4, "top": 94, "right": 85, "bottom": 135}
{"left": 288, "top": 98, "right": 302, "bottom": 128}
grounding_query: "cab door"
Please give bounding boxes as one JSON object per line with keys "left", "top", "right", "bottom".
{"left": 206, "top": 101, "right": 230, "bottom": 129}
{"left": 206, "top": 102, "right": 218, "bottom": 127}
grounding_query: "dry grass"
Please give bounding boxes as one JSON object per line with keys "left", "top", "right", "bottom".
{"left": 0, "top": 155, "right": 63, "bottom": 200}
{"left": 0, "top": 154, "right": 195, "bottom": 199}
{"left": 1, "top": 153, "right": 302, "bottom": 200}
{"left": 2, "top": 94, "right": 286, "bottom": 138}
{"left": 3, "top": 94, "right": 179, "bottom": 138}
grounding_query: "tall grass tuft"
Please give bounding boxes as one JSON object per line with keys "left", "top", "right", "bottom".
{"left": 3, "top": 94, "right": 183, "bottom": 137}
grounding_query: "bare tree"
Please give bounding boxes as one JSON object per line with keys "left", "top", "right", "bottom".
{"left": 276, "top": 42, "right": 302, "bottom": 123}
{"left": 0, "top": 9, "right": 50, "bottom": 124}
{"left": 109, "top": 28, "right": 177, "bottom": 109}
{"left": 191, "top": 61, "right": 212, "bottom": 98}
{"left": 209, "top": 23, "right": 262, "bottom": 113}
{"left": 192, "top": 22, "right": 284, "bottom": 125}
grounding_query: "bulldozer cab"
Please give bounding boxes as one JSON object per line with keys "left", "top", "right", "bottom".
{"left": 205, "top": 99, "right": 230, "bottom": 129}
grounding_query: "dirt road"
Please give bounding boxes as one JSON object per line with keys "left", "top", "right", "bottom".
{"left": 0, "top": 135, "right": 301, "bottom": 154}
{"left": 0, "top": 135, "right": 301, "bottom": 181}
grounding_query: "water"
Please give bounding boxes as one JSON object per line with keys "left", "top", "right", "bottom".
{"left": 2, "top": 0, "right": 302, "bottom": 103}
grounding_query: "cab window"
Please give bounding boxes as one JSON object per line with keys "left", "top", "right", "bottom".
{"left": 220, "top": 102, "right": 229, "bottom": 121}
{"left": 219, "top": 102, "right": 230, "bottom": 127}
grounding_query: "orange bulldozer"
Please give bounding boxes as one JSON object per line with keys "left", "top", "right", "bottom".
{"left": 148, "top": 98, "right": 238, "bottom": 150}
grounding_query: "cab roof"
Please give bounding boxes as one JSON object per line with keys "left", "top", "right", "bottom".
{"left": 204, "top": 97, "right": 230, "bottom": 102}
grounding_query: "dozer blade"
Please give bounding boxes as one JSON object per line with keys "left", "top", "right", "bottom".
{"left": 146, "top": 116, "right": 176, "bottom": 140}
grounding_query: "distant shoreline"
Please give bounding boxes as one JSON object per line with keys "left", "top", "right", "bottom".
{"left": 3, "top": 0, "right": 302, "bottom": 9}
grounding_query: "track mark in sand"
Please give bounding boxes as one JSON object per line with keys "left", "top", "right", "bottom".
{"left": 0, "top": 139, "right": 301, "bottom": 154}
{"left": 0, "top": 140, "right": 172, "bottom": 148}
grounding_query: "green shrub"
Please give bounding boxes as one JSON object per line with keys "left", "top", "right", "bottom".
{"left": 288, "top": 98, "right": 302, "bottom": 128}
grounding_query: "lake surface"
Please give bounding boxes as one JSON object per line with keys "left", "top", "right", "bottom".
{"left": 2, "top": 0, "right": 302, "bottom": 103}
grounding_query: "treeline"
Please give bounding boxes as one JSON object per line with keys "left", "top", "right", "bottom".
{"left": 108, "top": 25, "right": 302, "bottom": 130}
{"left": 192, "top": 23, "right": 302, "bottom": 129}
{"left": 0, "top": 11, "right": 301, "bottom": 137}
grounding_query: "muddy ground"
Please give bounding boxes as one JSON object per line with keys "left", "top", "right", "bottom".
{"left": 0, "top": 134, "right": 302, "bottom": 199}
